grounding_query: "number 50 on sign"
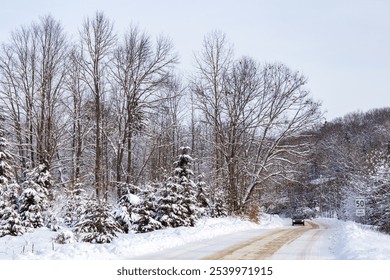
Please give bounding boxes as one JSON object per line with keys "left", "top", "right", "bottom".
{"left": 355, "top": 198, "right": 365, "bottom": 208}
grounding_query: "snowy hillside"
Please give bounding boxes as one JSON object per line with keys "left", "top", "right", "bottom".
{"left": 1, "top": 215, "right": 389, "bottom": 260}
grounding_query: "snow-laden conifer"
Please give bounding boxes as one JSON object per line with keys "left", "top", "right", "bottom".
{"left": 157, "top": 177, "right": 187, "bottom": 227}
{"left": 0, "top": 135, "right": 25, "bottom": 236}
{"left": 113, "top": 184, "right": 141, "bottom": 233}
{"left": 157, "top": 147, "right": 199, "bottom": 227}
{"left": 63, "top": 186, "right": 88, "bottom": 227}
{"left": 196, "top": 176, "right": 211, "bottom": 217}
{"left": 74, "top": 197, "right": 122, "bottom": 243}
{"left": 0, "top": 137, "right": 14, "bottom": 186}
{"left": 0, "top": 184, "right": 25, "bottom": 237}
{"left": 132, "top": 187, "right": 162, "bottom": 233}
{"left": 210, "top": 187, "right": 228, "bottom": 218}
{"left": 175, "top": 147, "right": 199, "bottom": 226}
{"left": 19, "top": 162, "right": 51, "bottom": 229}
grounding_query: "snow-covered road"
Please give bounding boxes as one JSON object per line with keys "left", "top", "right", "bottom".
{"left": 136, "top": 228, "right": 276, "bottom": 259}
{"left": 270, "top": 220, "right": 335, "bottom": 259}
{"left": 139, "top": 220, "right": 336, "bottom": 260}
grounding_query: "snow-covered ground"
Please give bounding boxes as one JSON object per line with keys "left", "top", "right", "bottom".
{"left": 0, "top": 215, "right": 389, "bottom": 260}
{"left": 325, "top": 218, "right": 390, "bottom": 259}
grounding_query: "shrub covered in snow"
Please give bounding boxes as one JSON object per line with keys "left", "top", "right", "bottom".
{"left": 74, "top": 198, "right": 122, "bottom": 243}
{"left": 54, "top": 230, "right": 76, "bottom": 244}
{"left": 210, "top": 196, "right": 228, "bottom": 218}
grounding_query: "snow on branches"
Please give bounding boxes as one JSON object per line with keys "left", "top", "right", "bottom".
{"left": 74, "top": 198, "right": 122, "bottom": 244}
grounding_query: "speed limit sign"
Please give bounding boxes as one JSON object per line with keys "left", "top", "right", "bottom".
{"left": 355, "top": 198, "right": 366, "bottom": 216}
{"left": 355, "top": 198, "right": 365, "bottom": 209}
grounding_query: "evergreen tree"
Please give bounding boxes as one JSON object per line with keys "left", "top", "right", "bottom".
{"left": 74, "top": 198, "right": 122, "bottom": 243}
{"left": 174, "top": 147, "right": 198, "bottom": 226}
{"left": 63, "top": 186, "right": 88, "bottom": 227}
{"left": 210, "top": 187, "right": 228, "bottom": 218}
{"left": 132, "top": 187, "right": 162, "bottom": 233}
{"left": 157, "top": 147, "right": 199, "bottom": 227}
{"left": 114, "top": 184, "right": 141, "bottom": 233}
{"left": 180, "top": 177, "right": 198, "bottom": 226}
{"left": 0, "top": 135, "right": 25, "bottom": 236}
{"left": 19, "top": 163, "right": 51, "bottom": 228}
{"left": 0, "top": 183, "right": 25, "bottom": 237}
{"left": 157, "top": 177, "right": 187, "bottom": 227}
{"left": 0, "top": 136, "right": 14, "bottom": 186}
{"left": 196, "top": 176, "right": 211, "bottom": 217}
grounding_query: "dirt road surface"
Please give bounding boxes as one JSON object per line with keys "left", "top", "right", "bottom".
{"left": 138, "top": 220, "right": 334, "bottom": 260}
{"left": 204, "top": 221, "right": 322, "bottom": 260}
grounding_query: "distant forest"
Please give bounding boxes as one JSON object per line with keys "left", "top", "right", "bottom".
{"left": 0, "top": 12, "right": 388, "bottom": 242}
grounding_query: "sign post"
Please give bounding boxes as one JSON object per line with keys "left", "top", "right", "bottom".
{"left": 355, "top": 198, "right": 365, "bottom": 217}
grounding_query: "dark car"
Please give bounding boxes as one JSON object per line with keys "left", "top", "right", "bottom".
{"left": 292, "top": 215, "right": 305, "bottom": 226}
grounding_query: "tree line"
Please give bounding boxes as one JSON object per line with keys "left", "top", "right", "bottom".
{"left": 0, "top": 12, "right": 322, "bottom": 217}
{"left": 1, "top": 12, "right": 389, "bottom": 241}
{"left": 261, "top": 108, "right": 390, "bottom": 233}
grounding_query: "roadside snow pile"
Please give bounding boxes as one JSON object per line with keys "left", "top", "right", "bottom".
{"left": 259, "top": 213, "right": 286, "bottom": 228}
{"left": 0, "top": 215, "right": 283, "bottom": 260}
{"left": 330, "top": 220, "right": 390, "bottom": 259}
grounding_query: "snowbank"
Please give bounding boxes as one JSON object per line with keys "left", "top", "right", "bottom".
{"left": 329, "top": 220, "right": 390, "bottom": 259}
{"left": 0, "top": 214, "right": 284, "bottom": 260}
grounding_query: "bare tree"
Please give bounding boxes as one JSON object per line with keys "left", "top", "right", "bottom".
{"left": 64, "top": 46, "right": 91, "bottom": 187}
{"left": 79, "top": 11, "right": 116, "bottom": 197}
{"left": 110, "top": 25, "right": 177, "bottom": 185}
{"left": 239, "top": 63, "right": 321, "bottom": 211}
{"left": 0, "top": 15, "right": 68, "bottom": 179}
{"left": 219, "top": 57, "right": 264, "bottom": 211}
{"left": 192, "top": 33, "right": 321, "bottom": 213}
{"left": 191, "top": 30, "right": 233, "bottom": 196}
{"left": 146, "top": 75, "right": 185, "bottom": 183}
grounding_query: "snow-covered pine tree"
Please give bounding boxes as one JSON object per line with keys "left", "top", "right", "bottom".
{"left": 132, "top": 187, "right": 162, "bottom": 233}
{"left": 157, "top": 177, "right": 187, "bottom": 227}
{"left": 196, "top": 176, "right": 211, "bottom": 217}
{"left": 210, "top": 187, "right": 228, "bottom": 218}
{"left": 0, "top": 201, "right": 25, "bottom": 237}
{"left": 74, "top": 197, "right": 122, "bottom": 243}
{"left": 0, "top": 136, "right": 14, "bottom": 186}
{"left": 180, "top": 177, "right": 198, "bottom": 226}
{"left": 0, "top": 135, "right": 25, "bottom": 236}
{"left": 113, "top": 184, "right": 141, "bottom": 233}
{"left": 0, "top": 183, "right": 25, "bottom": 237}
{"left": 19, "top": 162, "right": 51, "bottom": 229}
{"left": 174, "top": 147, "right": 199, "bottom": 226}
{"left": 63, "top": 185, "right": 89, "bottom": 227}
{"left": 157, "top": 147, "right": 199, "bottom": 228}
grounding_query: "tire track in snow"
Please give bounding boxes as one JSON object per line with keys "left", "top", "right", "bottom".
{"left": 204, "top": 221, "right": 318, "bottom": 260}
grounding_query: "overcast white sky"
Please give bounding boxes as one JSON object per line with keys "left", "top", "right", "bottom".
{"left": 0, "top": 0, "right": 389, "bottom": 120}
